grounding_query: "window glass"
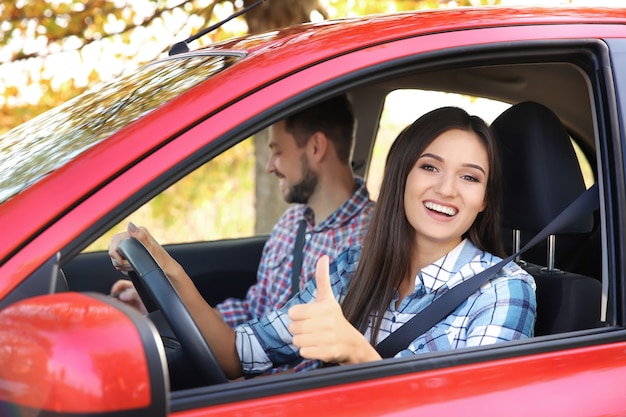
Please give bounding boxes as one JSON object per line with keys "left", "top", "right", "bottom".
{"left": 572, "top": 140, "right": 595, "bottom": 189}
{"left": 0, "top": 54, "right": 240, "bottom": 205}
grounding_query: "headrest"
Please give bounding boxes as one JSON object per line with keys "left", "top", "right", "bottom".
{"left": 491, "top": 101, "right": 592, "bottom": 234}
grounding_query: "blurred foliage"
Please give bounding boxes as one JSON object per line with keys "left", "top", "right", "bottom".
{"left": 0, "top": 0, "right": 493, "bottom": 133}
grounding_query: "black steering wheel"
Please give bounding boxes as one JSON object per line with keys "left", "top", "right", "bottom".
{"left": 117, "top": 237, "right": 227, "bottom": 386}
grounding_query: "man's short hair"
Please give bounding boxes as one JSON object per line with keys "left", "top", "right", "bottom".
{"left": 285, "top": 94, "right": 355, "bottom": 164}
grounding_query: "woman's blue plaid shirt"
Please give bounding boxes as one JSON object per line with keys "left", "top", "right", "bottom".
{"left": 235, "top": 239, "right": 537, "bottom": 375}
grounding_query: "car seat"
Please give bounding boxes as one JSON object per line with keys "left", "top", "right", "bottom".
{"left": 490, "top": 101, "right": 602, "bottom": 336}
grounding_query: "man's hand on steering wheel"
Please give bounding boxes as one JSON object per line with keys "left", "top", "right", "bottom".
{"left": 109, "top": 279, "right": 147, "bottom": 315}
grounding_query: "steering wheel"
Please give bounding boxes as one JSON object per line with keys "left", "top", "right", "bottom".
{"left": 117, "top": 237, "right": 227, "bottom": 386}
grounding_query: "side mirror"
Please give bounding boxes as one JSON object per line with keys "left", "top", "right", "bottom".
{"left": 0, "top": 292, "right": 168, "bottom": 417}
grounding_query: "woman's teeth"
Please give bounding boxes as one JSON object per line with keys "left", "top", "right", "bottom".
{"left": 425, "top": 201, "right": 457, "bottom": 216}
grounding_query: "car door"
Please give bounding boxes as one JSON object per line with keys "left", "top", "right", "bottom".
{"left": 160, "top": 21, "right": 626, "bottom": 417}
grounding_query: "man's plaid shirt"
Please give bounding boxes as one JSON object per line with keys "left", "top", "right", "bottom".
{"left": 217, "top": 176, "right": 373, "bottom": 327}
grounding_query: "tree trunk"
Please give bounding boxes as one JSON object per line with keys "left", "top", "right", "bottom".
{"left": 243, "top": 0, "right": 325, "bottom": 234}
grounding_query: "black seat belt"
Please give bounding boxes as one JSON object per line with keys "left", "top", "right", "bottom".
{"left": 375, "top": 184, "right": 599, "bottom": 358}
{"left": 290, "top": 219, "right": 308, "bottom": 297}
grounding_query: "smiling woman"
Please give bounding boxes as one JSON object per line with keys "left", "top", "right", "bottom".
{"left": 405, "top": 128, "right": 489, "bottom": 248}
{"left": 338, "top": 106, "right": 533, "bottom": 353}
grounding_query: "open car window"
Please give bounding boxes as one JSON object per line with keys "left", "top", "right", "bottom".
{"left": 86, "top": 137, "right": 257, "bottom": 251}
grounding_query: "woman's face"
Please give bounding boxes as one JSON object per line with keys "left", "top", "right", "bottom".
{"left": 404, "top": 128, "right": 488, "bottom": 251}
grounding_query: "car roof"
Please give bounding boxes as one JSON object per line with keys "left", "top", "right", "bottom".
{"left": 193, "top": 6, "right": 626, "bottom": 57}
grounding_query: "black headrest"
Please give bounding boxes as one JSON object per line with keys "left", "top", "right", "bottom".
{"left": 491, "top": 101, "right": 592, "bottom": 234}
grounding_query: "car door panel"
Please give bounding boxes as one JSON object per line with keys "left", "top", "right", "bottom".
{"left": 168, "top": 333, "right": 626, "bottom": 416}
{"left": 63, "top": 236, "right": 266, "bottom": 305}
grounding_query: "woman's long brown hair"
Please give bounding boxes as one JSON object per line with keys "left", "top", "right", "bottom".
{"left": 341, "top": 107, "right": 504, "bottom": 344}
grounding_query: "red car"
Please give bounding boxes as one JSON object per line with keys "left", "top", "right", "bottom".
{"left": 1, "top": 5, "right": 626, "bottom": 416}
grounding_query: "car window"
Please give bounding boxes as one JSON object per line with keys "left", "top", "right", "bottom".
{"left": 86, "top": 137, "right": 255, "bottom": 251}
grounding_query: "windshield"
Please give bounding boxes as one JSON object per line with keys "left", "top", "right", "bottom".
{"left": 0, "top": 53, "right": 242, "bottom": 204}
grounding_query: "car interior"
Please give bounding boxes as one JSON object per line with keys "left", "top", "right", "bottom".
{"left": 52, "top": 40, "right": 610, "bottom": 393}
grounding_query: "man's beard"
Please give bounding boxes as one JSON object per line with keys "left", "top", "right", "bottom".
{"left": 285, "top": 154, "right": 318, "bottom": 204}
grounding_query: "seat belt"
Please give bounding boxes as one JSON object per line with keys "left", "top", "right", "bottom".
{"left": 290, "top": 219, "right": 308, "bottom": 297}
{"left": 375, "top": 184, "right": 599, "bottom": 359}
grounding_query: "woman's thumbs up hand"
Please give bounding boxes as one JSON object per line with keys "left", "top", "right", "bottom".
{"left": 288, "top": 256, "right": 380, "bottom": 365}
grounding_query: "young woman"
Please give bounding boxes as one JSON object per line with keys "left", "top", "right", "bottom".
{"left": 109, "top": 106, "right": 536, "bottom": 379}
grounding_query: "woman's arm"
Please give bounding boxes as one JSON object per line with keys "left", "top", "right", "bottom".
{"left": 464, "top": 273, "right": 537, "bottom": 345}
{"left": 109, "top": 222, "right": 244, "bottom": 379}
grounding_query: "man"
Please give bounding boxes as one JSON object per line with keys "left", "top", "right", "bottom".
{"left": 216, "top": 94, "right": 374, "bottom": 328}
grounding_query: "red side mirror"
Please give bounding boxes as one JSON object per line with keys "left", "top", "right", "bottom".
{"left": 0, "top": 292, "right": 168, "bottom": 417}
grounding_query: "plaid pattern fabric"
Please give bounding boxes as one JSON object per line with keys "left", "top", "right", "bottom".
{"left": 217, "top": 176, "right": 373, "bottom": 327}
{"left": 235, "top": 239, "right": 536, "bottom": 376}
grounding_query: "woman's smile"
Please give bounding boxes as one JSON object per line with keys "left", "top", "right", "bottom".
{"left": 424, "top": 200, "right": 458, "bottom": 218}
